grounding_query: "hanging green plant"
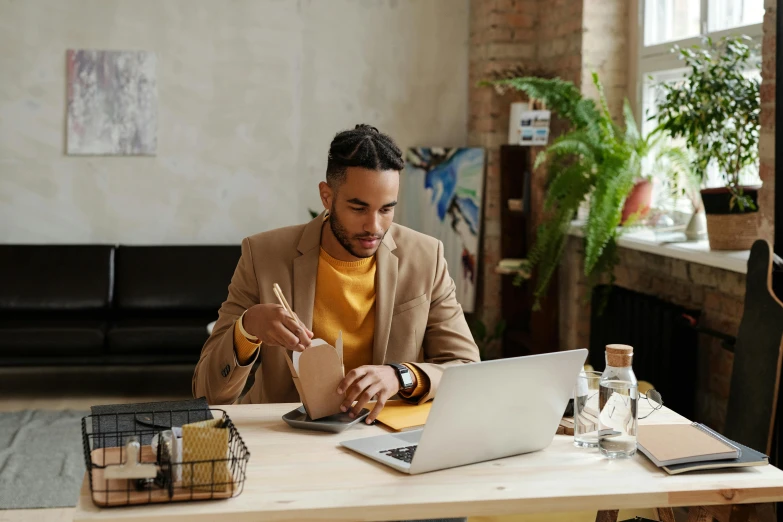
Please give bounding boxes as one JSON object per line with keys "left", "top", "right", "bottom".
{"left": 481, "top": 74, "right": 691, "bottom": 309}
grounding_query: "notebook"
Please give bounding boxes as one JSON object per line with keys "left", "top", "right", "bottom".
{"left": 637, "top": 423, "right": 739, "bottom": 467}
{"left": 374, "top": 400, "right": 432, "bottom": 431}
{"left": 662, "top": 438, "right": 768, "bottom": 475}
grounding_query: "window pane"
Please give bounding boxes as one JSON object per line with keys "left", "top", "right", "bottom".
{"left": 641, "top": 71, "right": 693, "bottom": 211}
{"left": 641, "top": 69, "right": 689, "bottom": 135}
{"left": 645, "top": 0, "right": 701, "bottom": 46}
{"left": 708, "top": 0, "right": 764, "bottom": 32}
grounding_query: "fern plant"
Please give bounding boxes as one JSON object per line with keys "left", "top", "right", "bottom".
{"left": 482, "top": 73, "right": 691, "bottom": 309}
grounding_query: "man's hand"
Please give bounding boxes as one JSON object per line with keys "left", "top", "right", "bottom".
{"left": 243, "top": 304, "right": 313, "bottom": 351}
{"left": 337, "top": 365, "right": 404, "bottom": 424}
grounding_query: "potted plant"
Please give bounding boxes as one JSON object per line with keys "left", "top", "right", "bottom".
{"left": 654, "top": 35, "right": 761, "bottom": 250}
{"left": 622, "top": 175, "right": 653, "bottom": 224}
{"left": 468, "top": 318, "right": 506, "bottom": 361}
{"left": 481, "top": 74, "right": 690, "bottom": 308}
{"left": 622, "top": 128, "right": 693, "bottom": 225}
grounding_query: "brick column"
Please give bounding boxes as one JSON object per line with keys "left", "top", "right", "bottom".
{"left": 468, "top": 0, "right": 539, "bottom": 334}
{"left": 581, "top": 0, "right": 629, "bottom": 121}
{"left": 537, "top": 0, "right": 584, "bottom": 86}
{"left": 469, "top": 0, "right": 629, "bottom": 340}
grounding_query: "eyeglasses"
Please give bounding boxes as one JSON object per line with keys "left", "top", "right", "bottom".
{"left": 639, "top": 389, "right": 663, "bottom": 420}
{"left": 606, "top": 388, "right": 663, "bottom": 420}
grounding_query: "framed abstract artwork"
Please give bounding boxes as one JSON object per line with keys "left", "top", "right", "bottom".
{"left": 66, "top": 49, "right": 157, "bottom": 155}
{"left": 397, "top": 147, "right": 486, "bottom": 313}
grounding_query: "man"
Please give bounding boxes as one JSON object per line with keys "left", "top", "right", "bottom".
{"left": 193, "top": 124, "right": 480, "bottom": 424}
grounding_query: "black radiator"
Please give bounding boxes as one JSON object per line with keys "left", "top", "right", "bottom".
{"left": 589, "top": 285, "right": 700, "bottom": 420}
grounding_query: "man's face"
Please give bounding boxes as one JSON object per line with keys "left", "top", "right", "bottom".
{"left": 321, "top": 167, "right": 400, "bottom": 259}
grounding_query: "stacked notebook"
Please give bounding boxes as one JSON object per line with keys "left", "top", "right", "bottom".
{"left": 637, "top": 423, "right": 768, "bottom": 475}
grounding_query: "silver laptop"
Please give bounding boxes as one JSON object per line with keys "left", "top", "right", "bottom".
{"left": 340, "top": 349, "right": 588, "bottom": 474}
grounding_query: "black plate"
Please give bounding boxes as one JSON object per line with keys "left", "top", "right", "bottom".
{"left": 282, "top": 405, "right": 370, "bottom": 433}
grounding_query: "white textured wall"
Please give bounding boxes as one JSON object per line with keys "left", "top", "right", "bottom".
{"left": 0, "top": 0, "right": 469, "bottom": 244}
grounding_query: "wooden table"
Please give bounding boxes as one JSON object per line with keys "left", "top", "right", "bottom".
{"left": 73, "top": 403, "right": 783, "bottom": 522}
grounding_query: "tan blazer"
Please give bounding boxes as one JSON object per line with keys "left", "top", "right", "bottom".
{"left": 192, "top": 213, "right": 480, "bottom": 405}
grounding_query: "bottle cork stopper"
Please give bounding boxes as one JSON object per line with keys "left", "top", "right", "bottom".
{"left": 606, "top": 344, "right": 633, "bottom": 355}
{"left": 606, "top": 344, "right": 633, "bottom": 367}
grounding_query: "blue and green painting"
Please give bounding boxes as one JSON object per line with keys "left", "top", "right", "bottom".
{"left": 397, "top": 147, "right": 486, "bottom": 313}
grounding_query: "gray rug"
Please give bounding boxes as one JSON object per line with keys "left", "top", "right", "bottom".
{"left": 0, "top": 409, "right": 88, "bottom": 509}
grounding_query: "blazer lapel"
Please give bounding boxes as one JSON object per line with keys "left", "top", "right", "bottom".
{"left": 373, "top": 231, "right": 398, "bottom": 365}
{"left": 292, "top": 212, "right": 325, "bottom": 330}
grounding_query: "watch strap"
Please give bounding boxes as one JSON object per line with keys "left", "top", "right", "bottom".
{"left": 399, "top": 363, "right": 426, "bottom": 399}
{"left": 387, "top": 363, "right": 414, "bottom": 390}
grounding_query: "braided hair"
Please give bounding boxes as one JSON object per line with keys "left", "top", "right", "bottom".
{"left": 326, "top": 124, "right": 405, "bottom": 186}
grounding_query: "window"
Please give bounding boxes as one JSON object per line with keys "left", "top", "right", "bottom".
{"left": 708, "top": 0, "right": 764, "bottom": 31}
{"left": 644, "top": 0, "right": 701, "bottom": 46}
{"left": 638, "top": 0, "right": 763, "bottom": 204}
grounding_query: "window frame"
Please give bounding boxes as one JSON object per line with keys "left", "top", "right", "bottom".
{"left": 634, "top": 0, "right": 764, "bottom": 201}
{"left": 636, "top": 0, "right": 763, "bottom": 119}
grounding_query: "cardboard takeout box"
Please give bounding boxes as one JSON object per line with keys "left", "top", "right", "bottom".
{"left": 284, "top": 332, "right": 345, "bottom": 420}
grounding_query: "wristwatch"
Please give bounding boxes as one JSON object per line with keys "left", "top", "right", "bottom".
{"left": 387, "top": 363, "right": 414, "bottom": 391}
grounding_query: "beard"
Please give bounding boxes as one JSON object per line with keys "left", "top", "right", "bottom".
{"left": 329, "top": 205, "right": 385, "bottom": 259}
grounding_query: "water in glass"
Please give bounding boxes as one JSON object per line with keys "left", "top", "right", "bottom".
{"left": 598, "top": 379, "right": 638, "bottom": 458}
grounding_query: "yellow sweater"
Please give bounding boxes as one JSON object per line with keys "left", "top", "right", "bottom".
{"left": 233, "top": 248, "right": 426, "bottom": 398}
{"left": 312, "top": 248, "right": 376, "bottom": 372}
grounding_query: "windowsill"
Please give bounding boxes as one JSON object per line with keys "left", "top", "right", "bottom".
{"left": 568, "top": 221, "right": 750, "bottom": 274}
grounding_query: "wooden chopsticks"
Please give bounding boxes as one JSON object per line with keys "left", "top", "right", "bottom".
{"left": 273, "top": 283, "right": 303, "bottom": 327}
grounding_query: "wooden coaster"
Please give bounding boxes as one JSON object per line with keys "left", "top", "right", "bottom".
{"left": 557, "top": 417, "right": 575, "bottom": 436}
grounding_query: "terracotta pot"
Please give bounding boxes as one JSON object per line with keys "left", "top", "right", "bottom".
{"left": 701, "top": 186, "right": 761, "bottom": 251}
{"left": 621, "top": 179, "right": 653, "bottom": 224}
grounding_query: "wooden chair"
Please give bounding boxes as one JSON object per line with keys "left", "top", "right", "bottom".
{"left": 723, "top": 240, "right": 783, "bottom": 457}
{"left": 687, "top": 240, "right": 783, "bottom": 522}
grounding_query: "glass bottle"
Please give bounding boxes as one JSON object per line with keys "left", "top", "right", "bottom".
{"left": 598, "top": 344, "right": 638, "bottom": 458}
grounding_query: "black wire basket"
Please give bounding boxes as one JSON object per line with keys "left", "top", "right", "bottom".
{"left": 81, "top": 408, "right": 250, "bottom": 507}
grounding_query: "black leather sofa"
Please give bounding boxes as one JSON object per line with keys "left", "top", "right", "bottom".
{"left": 0, "top": 244, "right": 240, "bottom": 365}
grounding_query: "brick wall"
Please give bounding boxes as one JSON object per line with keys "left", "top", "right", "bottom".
{"left": 559, "top": 236, "right": 745, "bottom": 431}
{"left": 760, "top": 0, "right": 776, "bottom": 243}
{"left": 469, "top": 0, "right": 628, "bottom": 334}
{"left": 469, "top": 0, "right": 633, "bottom": 334}
{"left": 581, "top": 0, "right": 629, "bottom": 120}
{"left": 537, "top": 0, "right": 583, "bottom": 86}
{"left": 468, "top": 0, "right": 542, "bottom": 333}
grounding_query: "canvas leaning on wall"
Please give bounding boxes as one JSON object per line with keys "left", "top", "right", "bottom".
{"left": 397, "top": 148, "right": 486, "bottom": 313}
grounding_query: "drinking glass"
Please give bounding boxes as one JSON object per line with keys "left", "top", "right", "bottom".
{"left": 573, "top": 370, "right": 602, "bottom": 448}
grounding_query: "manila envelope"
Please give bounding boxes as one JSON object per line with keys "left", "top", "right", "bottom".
{"left": 284, "top": 332, "right": 345, "bottom": 420}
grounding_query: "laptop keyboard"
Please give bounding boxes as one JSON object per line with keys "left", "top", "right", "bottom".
{"left": 381, "top": 445, "right": 418, "bottom": 464}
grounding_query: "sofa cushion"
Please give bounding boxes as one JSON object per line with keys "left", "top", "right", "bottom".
{"left": 0, "top": 245, "right": 113, "bottom": 313}
{"left": 106, "top": 318, "right": 211, "bottom": 355}
{"left": 0, "top": 319, "right": 106, "bottom": 357}
{"left": 113, "top": 246, "right": 240, "bottom": 315}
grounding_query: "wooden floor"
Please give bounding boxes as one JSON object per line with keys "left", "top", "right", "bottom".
{"left": 0, "top": 365, "right": 194, "bottom": 522}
